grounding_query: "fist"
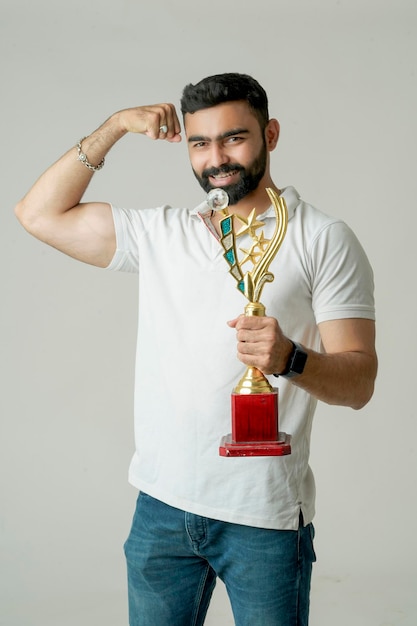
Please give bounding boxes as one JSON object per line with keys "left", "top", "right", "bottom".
{"left": 117, "top": 103, "right": 182, "bottom": 142}
{"left": 227, "top": 315, "right": 292, "bottom": 375}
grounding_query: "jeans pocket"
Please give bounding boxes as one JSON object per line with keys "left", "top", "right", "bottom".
{"left": 306, "top": 523, "right": 317, "bottom": 563}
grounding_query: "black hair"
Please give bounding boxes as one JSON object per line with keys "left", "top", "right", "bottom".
{"left": 180, "top": 73, "right": 269, "bottom": 131}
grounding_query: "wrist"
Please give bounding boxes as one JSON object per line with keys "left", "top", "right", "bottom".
{"left": 108, "top": 110, "right": 130, "bottom": 136}
{"left": 280, "top": 339, "right": 294, "bottom": 374}
{"left": 273, "top": 340, "right": 308, "bottom": 379}
{"left": 98, "top": 111, "right": 129, "bottom": 141}
{"left": 76, "top": 138, "right": 105, "bottom": 172}
{"left": 76, "top": 115, "right": 127, "bottom": 171}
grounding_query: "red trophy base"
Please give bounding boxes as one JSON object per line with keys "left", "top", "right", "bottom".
{"left": 219, "top": 389, "right": 291, "bottom": 457}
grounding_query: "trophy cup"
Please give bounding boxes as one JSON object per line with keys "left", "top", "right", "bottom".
{"left": 207, "top": 187, "right": 292, "bottom": 457}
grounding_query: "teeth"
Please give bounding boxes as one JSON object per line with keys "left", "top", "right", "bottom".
{"left": 213, "top": 171, "right": 236, "bottom": 179}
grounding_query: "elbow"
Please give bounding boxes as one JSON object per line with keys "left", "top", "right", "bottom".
{"left": 14, "top": 199, "right": 31, "bottom": 230}
{"left": 14, "top": 199, "right": 24, "bottom": 222}
{"left": 351, "top": 389, "right": 374, "bottom": 411}
{"left": 351, "top": 354, "right": 378, "bottom": 410}
{"left": 14, "top": 199, "right": 40, "bottom": 237}
{"left": 351, "top": 375, "right": 377, "bottom": 411}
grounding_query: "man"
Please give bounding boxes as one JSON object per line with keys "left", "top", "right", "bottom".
{"left": 15, "top": 73, "right": 377, "bottom": 626}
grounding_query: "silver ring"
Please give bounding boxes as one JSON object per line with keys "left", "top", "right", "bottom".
{"left": 159, "top": 124, "right": 168, "bottom": 134}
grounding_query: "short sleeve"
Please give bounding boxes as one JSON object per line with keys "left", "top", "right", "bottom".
{"left": 309, "top": 220, "right": 375, "bottom": 324}
{"left": 106, "top": 206, "right": 140, "bottom": 273}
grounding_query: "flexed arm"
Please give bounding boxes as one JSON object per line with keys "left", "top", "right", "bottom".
{"left": 14, "top": 104, "right": 182, "bottom": 267}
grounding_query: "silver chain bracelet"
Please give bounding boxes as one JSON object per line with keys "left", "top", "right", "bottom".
{"left": 76, "top": 138, "right": 105, "bottom": 172}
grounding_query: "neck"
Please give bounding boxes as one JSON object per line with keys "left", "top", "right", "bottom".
{"left": 229, "top": 181, "right": 281, "bottom": 218}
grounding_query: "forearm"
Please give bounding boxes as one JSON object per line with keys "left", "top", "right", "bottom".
{"left": 14, "top": 113, "right": 126, "bottom": 229}
{"left": 230, "top": 316, "right": 377, "bottom": 411}
{"left": 289, "top": 347, "right": 377, "bottom": 410}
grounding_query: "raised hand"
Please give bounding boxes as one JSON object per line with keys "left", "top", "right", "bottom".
{"left": 117, "top": 103, "right": 182, "bottom": 142}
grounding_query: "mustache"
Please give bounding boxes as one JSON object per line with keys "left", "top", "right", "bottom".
{"left": 201, "top": 163, "right": 245, "bottom": 178}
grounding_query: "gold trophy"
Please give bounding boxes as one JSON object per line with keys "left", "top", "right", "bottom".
{"left": 207, "top": 188, "right": 292, "bottom": 457}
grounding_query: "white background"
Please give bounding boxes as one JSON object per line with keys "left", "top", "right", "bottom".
{"left": 1, "top": 1, "right": 416, "bottom": 624}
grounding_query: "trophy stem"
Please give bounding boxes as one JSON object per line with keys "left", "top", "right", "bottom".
{"left": 244, "top": 302, "right": 265, "bottom": 317}
{"left": 234, "top": 366, "right": 273, "bottom": 394}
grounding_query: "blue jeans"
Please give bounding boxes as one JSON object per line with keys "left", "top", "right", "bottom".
{"left": 124, "top": 493, "right": 316, "bottom": 626}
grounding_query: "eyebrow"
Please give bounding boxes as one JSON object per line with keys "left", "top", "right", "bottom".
{"left": 187, "top": 128, "right": 250, "bottom": 143}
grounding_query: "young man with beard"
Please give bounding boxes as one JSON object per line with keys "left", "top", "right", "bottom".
{"left": 15, "top": 73, "right": 377, "bottom": 626}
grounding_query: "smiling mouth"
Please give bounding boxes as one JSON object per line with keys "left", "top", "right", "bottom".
{"left": 211, "top": 169, "right": 239, "bottom": 182}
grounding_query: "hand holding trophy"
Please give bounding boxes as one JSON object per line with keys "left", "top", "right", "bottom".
{"left": 207, "top": 187, "right": 292, "bottom": 457}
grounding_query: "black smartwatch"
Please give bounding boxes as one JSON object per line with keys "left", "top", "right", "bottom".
{"left": 274, "top": 341, "right": 308, "bottom": 379}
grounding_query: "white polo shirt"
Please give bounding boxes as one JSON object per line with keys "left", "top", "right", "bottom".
{"left": 107, "top": 186, "right": 375, "bottom": 530}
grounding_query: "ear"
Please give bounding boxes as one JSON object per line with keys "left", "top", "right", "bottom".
{"left": 265, "top": 118, "right": 280, "bottom": 151}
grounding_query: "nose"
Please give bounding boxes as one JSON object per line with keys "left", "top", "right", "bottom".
{"left": 209, "top": 142, "right": 229, "bottom": 168}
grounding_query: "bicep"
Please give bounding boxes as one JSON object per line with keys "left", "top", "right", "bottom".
{"left": 318, "top": 318, "right": 377, "bottom": 357}
{"left": 36, "top": 201, "right": 116, "bottom": 268}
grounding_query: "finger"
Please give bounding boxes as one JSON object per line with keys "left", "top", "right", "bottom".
{"left": 238, "top": 340, "right": 264, "bottom": 356}
{"left": 236, "top": 316, "right": 263, "bottom": 331}
{"left": 141, "top": 104, "right": 173, "bottom": 140}
{"left": 158, "top": 125, "right": 181, "bottom": 143}
{"left": 159, "top": 104, "right": 182, "bottom": 142}
{"left": 227, "top": 314, "right": 245, "bottom": 328}
{"left": 227, "top": 317, "right": 240, "bottom": 328}
{"left": 237, "top": 328, "right": 258, "bottom": 344}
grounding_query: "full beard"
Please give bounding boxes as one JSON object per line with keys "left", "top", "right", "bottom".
{"left": 193, "top": 145, "right": 267, "bottom": 206}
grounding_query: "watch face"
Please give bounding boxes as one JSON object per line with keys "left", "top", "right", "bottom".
{"left": 282, "top": 343, "right": 307, "bottom": 378}
{"left": 292, "top": 346, "right": 308, "bottom": 374}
